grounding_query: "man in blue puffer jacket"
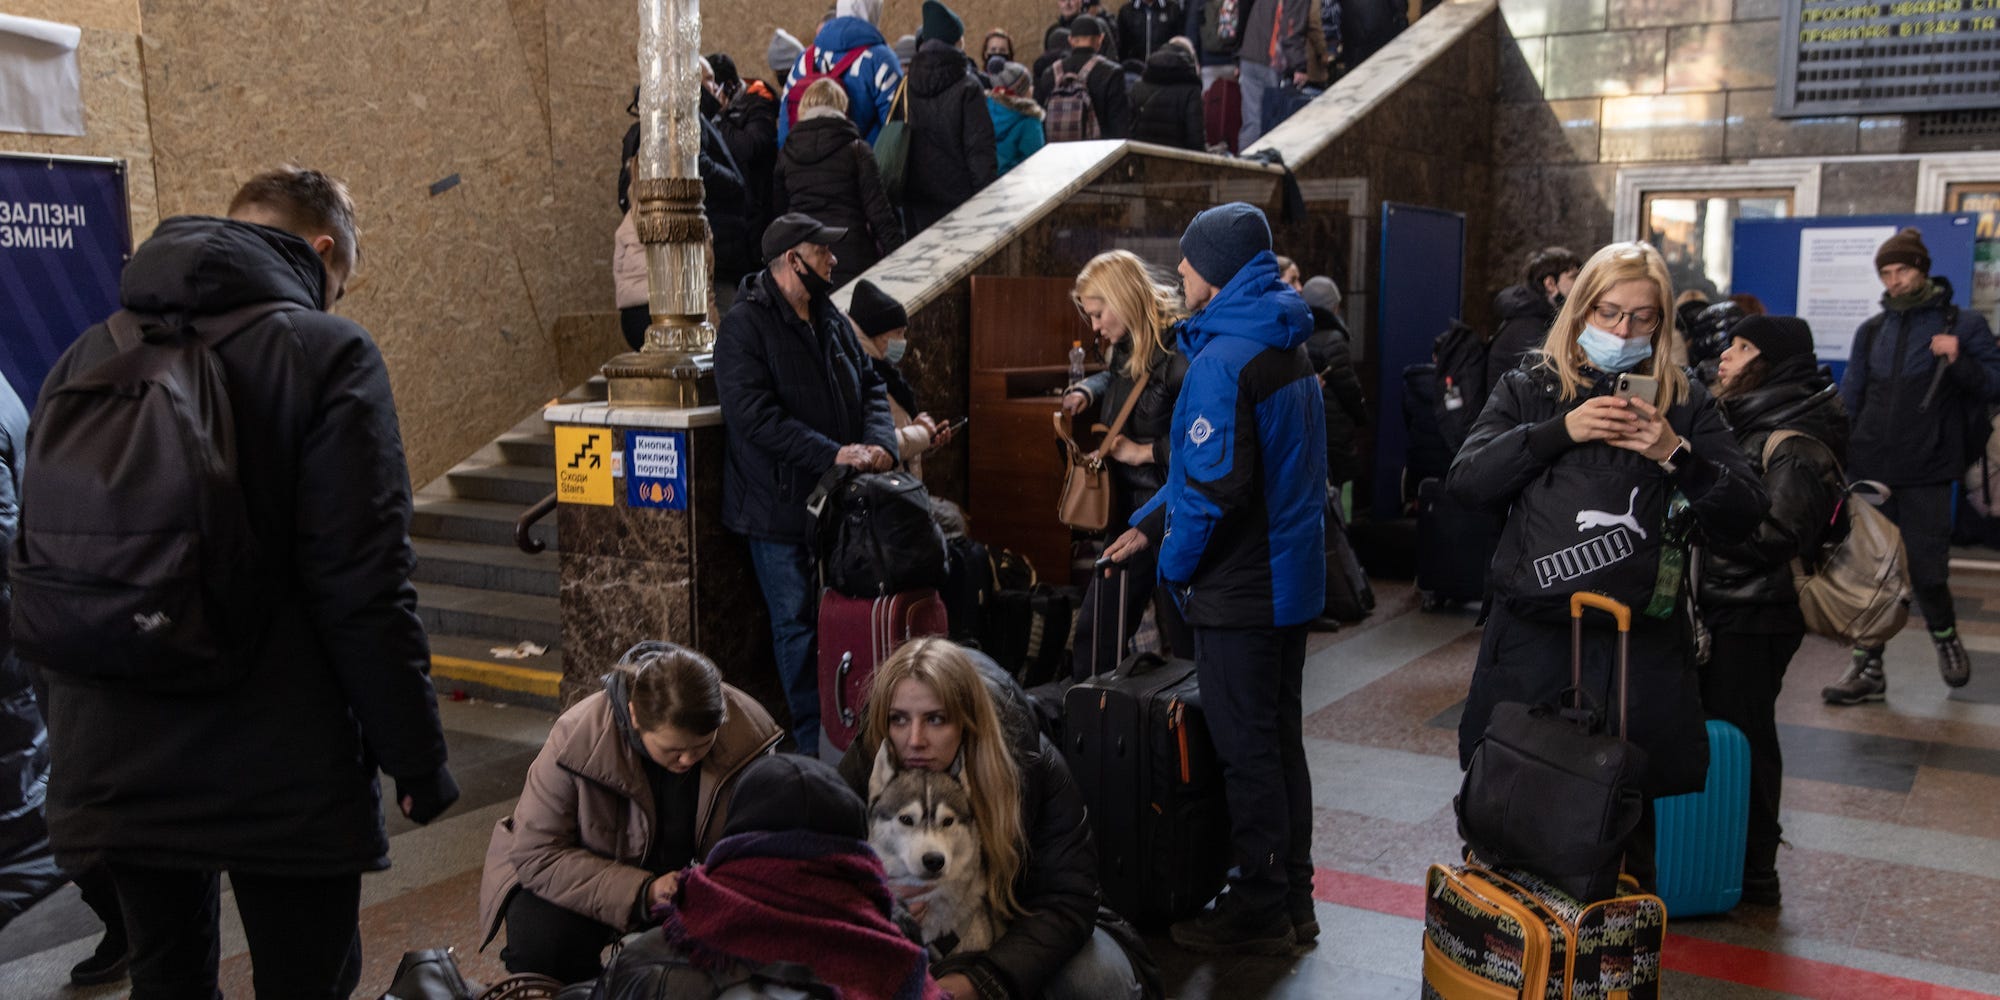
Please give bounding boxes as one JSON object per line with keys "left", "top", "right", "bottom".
{"left": 1105, "top": 201, "right": 1325, "bottom": 956}
{"left": 1829, "top": 227, "right": 2000, "bottom": 702}
{"left": 780, "top": 0, "right": 904, "bottom": 147}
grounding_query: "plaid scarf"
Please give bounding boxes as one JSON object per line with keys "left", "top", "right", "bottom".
{"left": 660, "top": 831, "right": 946, "bottom": 1000}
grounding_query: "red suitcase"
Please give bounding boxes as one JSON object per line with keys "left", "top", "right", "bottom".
{"left": 1204, "top": 77, "right": 1243, "bottom": 153}
{"left": 817, "top": 588, "right": 949, "bottom": 758}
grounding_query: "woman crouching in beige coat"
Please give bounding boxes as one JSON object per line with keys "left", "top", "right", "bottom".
{"left": 477, "top": 641, "right": 782, "bottom": 983}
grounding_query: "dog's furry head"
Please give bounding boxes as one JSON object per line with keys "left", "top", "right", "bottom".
{"left": 866, "top": 742, "right": 1003, "bottom": 952}
{"left": 867, "top": 742, "right": 981, "bottom": 884}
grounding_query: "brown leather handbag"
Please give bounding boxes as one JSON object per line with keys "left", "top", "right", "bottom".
{"left": 1054, "top": 371, "right": 1148, "bottom": 532}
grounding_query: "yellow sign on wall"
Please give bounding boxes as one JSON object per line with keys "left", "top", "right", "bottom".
{"left": 554, "top": 426, "right": 614, "bottom": 506}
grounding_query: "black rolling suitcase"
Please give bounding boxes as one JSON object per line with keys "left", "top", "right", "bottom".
{"left": 1061, "top": 566, "right": 1229, "bottom": 926}
{"left": 1415, "top": 476, "right": 1500, "bottom": 610}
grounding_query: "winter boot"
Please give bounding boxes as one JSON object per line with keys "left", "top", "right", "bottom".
{"left": 1823, "top": 648, "right": 1886, "bottom": 705}
{"left": 1171, "top": 891, "right": 1298, "bottom": 956}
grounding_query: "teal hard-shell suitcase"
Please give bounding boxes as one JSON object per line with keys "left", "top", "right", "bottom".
{"left": 1651, "top": 717, "right": 1751, "bottom": 916}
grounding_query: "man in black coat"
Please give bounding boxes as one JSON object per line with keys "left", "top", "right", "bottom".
{"left": 903, "top": 0, "right": 999, "bottom": 236}
{"left": 1035, "top": 15, "right": 1132, "bottom": 139}
{"left": 709, "top": 54, "right": 781, "bottom": 251}
{"left": 1044, "top": 0, "right": 1121, "bottom": 60}
{"left": 31, "top": 167, "right": 457, "bottom": 998}
{"left": 1488, "top": 246, "right": 1579, "bottom": 379}
{"left": 715, "top": 215, "right": 898, "bottom": 756}
{"left": 1116, "top": 0, "right": 1185, "bottom": 60}
{"left": 1833, "top": 227, "right": 2000, "bottom": 698}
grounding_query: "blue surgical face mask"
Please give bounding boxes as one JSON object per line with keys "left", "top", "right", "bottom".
{"left": 883, "top": 338, "right": 908, "bottom": 365}
{"left": 1578, "top": 323, "right": 1653, "bottom": 373}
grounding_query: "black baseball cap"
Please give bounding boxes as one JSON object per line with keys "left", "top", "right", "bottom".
{"left": 761, "top": 212, "right": 848, "bottom": 264}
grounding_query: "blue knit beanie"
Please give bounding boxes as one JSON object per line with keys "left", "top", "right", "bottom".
{"left": 1180, "top": 202, "right": 1272, "bottom": 287}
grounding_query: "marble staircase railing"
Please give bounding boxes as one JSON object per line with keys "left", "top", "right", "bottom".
{"left": 830, "top": 0, "right": 1499, "bottom": 318}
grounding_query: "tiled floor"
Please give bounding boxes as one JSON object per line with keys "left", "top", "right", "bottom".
{"left": 7, "top": 576, "right": 2000, "bottom": 998}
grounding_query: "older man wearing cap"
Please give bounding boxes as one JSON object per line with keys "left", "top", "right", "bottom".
{"left": 715, "top": 214, "right": 898, "bottom": 755}
{"left": 1830, "top": 227, "right": 2000, "bottom": 702}
{"left": 1104, "top": 202, "right": 1324, "bottom": 955}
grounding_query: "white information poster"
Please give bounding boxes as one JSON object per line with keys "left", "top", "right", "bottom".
{"left": 1796, "top": 225, "right": 1896, "bottom": 362}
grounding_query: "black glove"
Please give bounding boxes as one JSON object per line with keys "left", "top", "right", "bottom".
{"left": 395, "top": 765, "right": 460, "bottom": 825}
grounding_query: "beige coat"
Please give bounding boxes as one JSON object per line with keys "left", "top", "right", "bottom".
{"left": 477, "top": 684, "right": 781, "bottom": 944}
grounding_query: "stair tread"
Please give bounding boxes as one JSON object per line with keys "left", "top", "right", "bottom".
{"left": 449, "top": 464, "right": 555, "bottom": 484}
{"left": 429, "top": 634, "right": 563, "bottom": 672}
{"left": 413, "top": 581, "right": 560, "bottom": 623}
{"left": 411, "top": 538, "right": 561, "bottom": 575}
{"left": 413, "top": 496, "right": 546, "bottom": 523}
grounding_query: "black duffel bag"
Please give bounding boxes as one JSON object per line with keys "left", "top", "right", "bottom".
{"left": 1455, "top": 592, "right": 1647, "bottom": 904}
{"left": 808, "top": 466, "right": 949, "bottom": 597}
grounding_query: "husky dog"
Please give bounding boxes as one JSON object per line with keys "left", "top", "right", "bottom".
{"left": 867, "top": 743, "right": 1002, "bottom": 953}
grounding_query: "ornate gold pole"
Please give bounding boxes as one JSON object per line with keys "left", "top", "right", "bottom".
{"left": 603, "top": 0, "right": 716, "bottom": 407}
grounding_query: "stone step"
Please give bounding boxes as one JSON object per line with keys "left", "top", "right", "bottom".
{"left": 427, "top": 634, "right": 561, "bottom": 710}
{"left": 445, "top": 463, "right": 556, "bottom": 506}
{"left": 496, "top": 433, "right": 556, "bottom": 469}
{"left": 411, "top": 538, "right": 560, "bottom": 595}
{"left": 414, "top": 581, "right": 562, "bottom": 651}
{"left": 411, "top": 497, "right": 557, "bottom": 551}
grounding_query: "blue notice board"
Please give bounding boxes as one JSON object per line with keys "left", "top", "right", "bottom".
{"left": 626, "top": 430, "right": 689, "bottom": 509}
{"left": 1374, "top": 203, "right": 1465, "bottom": 520}
{"left": 1732, "top": 214, "right": 1978, "bottom": 381}
{"left": 0, "top": 154, "right": 133, "bottom": 408}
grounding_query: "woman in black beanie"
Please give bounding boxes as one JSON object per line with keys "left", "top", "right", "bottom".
{"left": 848, "top": 279, "right": 952, "bottom": 478}
{"left": 1699, "top": 314, "right": 1850, "bottom": 908}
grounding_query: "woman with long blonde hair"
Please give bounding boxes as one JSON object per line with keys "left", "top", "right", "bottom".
{"left": 1446, "top": 241, "right": 1768, "bottom": 887}
{"left": 839, "top": 638, "right": 1142, "bottom": 999}
{"left": 1060, "top": 250, "right": 1192, "bottom": 672}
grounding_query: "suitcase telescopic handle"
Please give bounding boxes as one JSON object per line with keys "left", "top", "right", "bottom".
{"left": 1569, "top": 592, "right": 1632, "bottom": 739}
{"left": 836, "top": 651, "right": 857, "bottom": 728}
{"left": 1569, "top": 592, "right": 1631, "bottom": 630}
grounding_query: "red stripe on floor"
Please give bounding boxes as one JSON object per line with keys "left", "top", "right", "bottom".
{"left": 1310, "top": 867, "right": 1999, "bottom": 1000}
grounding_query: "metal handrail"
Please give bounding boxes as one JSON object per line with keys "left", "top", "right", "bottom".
{"left": 516, "top": 491, "right": 556, "bottom": 554}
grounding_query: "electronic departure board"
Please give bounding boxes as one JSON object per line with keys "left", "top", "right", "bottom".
{"left": 1777, "top": 0, "right": 2000, "bottom": 117}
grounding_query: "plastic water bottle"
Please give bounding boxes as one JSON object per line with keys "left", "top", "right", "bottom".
{"left": 1068, "top": 340, "right": 1086, "bottom": 387}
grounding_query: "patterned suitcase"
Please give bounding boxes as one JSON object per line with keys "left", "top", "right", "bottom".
{"left": 1651, "top": 718, "right": 1751, "bottom": 917}
{"left": 816, "top": 588, "right": 948, "bottom": 759}
{"left": 1423, "top": 859, "right": 1665, "bottom": 1000}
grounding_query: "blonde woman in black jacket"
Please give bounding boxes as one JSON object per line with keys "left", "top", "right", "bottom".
{"left": 1700, "top": 315, "right": 1848, "bottom": 907}
{"left": 1447, "top": 242, "right": 1768, "bottom": 887}
{"left": 1061, "top": 250, "right": 1191, "bottom": 673}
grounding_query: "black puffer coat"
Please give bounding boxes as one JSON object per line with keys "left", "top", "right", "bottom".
{"left": 37, "top": 216, "right": 449, "bottom": 875}
{"left": 1840, "top": 277, "right": 2000, "bottom": 487}
{"left": 717, "top": 84, "right": 781, "bottom": 239}
{"left": 624, "top": 118, "right": 754, "bottom": 284}
{"left": 904, "top": 40, "right": 998, "bottom": 234}
{"left": 839, "top": 651, "right": 1099, "bottom": 1000}
{"left": 1116, "top": 0, "right": 1185, "bottom": 60}
{"left": 1700, "top": 362, "right": 1850, "bottom": 630}
{"left": 1487, "top": 283, "right": 1554, "bottom": 380}
{"left": 1448, "top": 365, "right": 1767, "bottom": 797}
{"left": 1305, "top": 306, "right": 1367, "bottom": 485}
{"left": 1127, "top": 45, "right": 1204, "bottom": 150}
{"left": 773, "top": 112, "right": 905, "bottom": 286}
{"left": 714, "top": 269, "right": 898, "bottom": 544}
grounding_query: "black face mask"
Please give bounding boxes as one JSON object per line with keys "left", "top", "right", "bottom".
{"left": 700, "top": 88, "right": 722, "bottom": 117}
{"left": 792, "top": 253, "right": 832, "bottom": 300}
{"left": 1551, "top": 291, "right": 1568, "bottom": 310}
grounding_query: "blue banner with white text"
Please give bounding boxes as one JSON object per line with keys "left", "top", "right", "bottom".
{"left": 0, "top": 154, "right": 132, "bottom": 408}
